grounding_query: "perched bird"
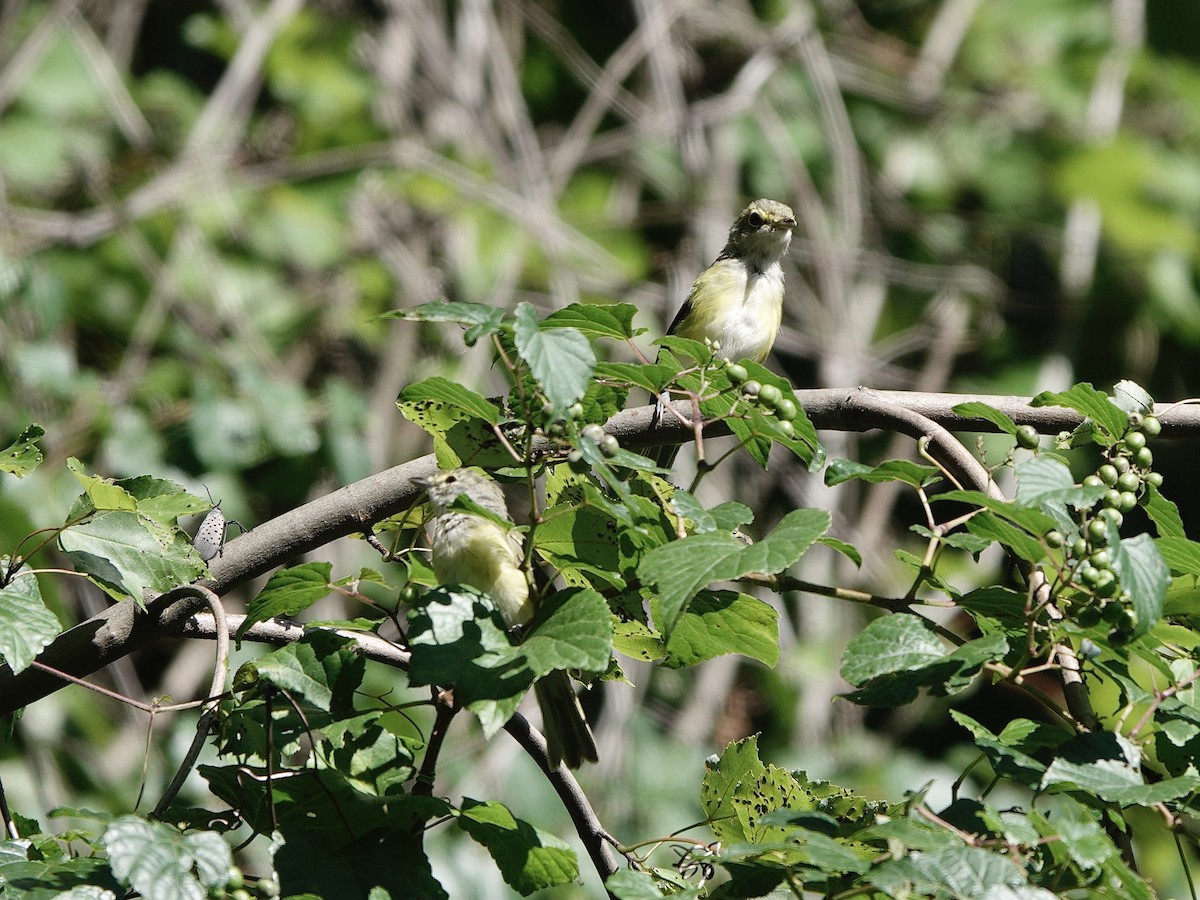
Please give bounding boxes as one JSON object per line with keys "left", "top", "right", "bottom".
{"left": 656, "top": 198, "right": 797, "bottom": 464}
{"left": 666, "top": 198, "right": 796, "bottom": 364}
{"left": 417, "top": 467, "right": 598, "bottom": 769}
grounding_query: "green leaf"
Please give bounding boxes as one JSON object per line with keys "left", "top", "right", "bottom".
{"left": 203, "top": 767, "right": 448, "bottom": 899}
{"left": 456, "top": 799, "right": 577, "bottom": 894}
{"left": 700, "top": 736, "right": 820, "bottom": 844}
{"left": 950, "top": 402, "right": 1018, "bottom": 435}
{"left": 659, "top": 590, "right": 779, "bottom": 668}
{"left": 605, "top": 869, "right": 671, "bottom": 899}
{"left": 397, "top": 391, "right": 514, "bottom": 468}
{"left": 236, "top": 562, "right": 333, "bottom": 641}
{"left": 824, "top": 458, "right": 941, "bottom": 489}
{"left": 542, "top": 302, "right": 642, "bottom": 339}
{"left": 512, "top": 302, "right": 595, "bottom": 415}
{"left": 1111, "top": 533, "right": 1168, "bottom": 636}
{"left": 639, "top": 508, "right": 829, "bottom": 639}
{"left": 102, "top": 816, "right": 231, "bottom": 900}
{"left": 67, "top": 457, "right": 137, "bottom": 511}
{"left": 818, "top": 536, "right": 862, "bottom": 566}
{"left": 964, "top": 511, "right": 1047, "bottom": 564}
{"left": 377, "top": 300, "right": 504, "bottom": 345}
{"left": 871, "top": 845, "right": 1053, "bottom": 899}
{"left": 1110, "top": 380, "right": 1154, "bottom": 415}
{"left": 0, "top": 424, "right": 44, "bottom": 477}
{"left": 1014, "top": 456, "right": 1092, "bottom": 508}
{"left": 250, "top": 631, "right": 365, "bottom": 719}
{"left": 951, "top": 712, "right": 1055, "bottom": 786}
{"left": 1144, "top": 484, "right": 1185, "bottom": 539}
{"left": 522, "top": 587, "right": 613, "bottom": 678}
{"left": 406, "top": 587, "right": 534, "bottom": 736}
{"left": 58, "top": 510, "right": 206, "bottom": 604}
{"left": 0, "top": 572, "right": 62, "bottom": 674}
{"left": 397, "top": 377, "right": 501, "bottom": 426}
{"left": 120, "top": 477, "right": 208, "bottom": 526}
{"left": 1041, "top": 731, "right": 1200, "bottom": 805}
{"left": 593, "top": 361, "right": 677, "bottom": 393}
{"left": 840, "top": 614, "right": 1007, "bottom": 706}
{"left": 1031, "top": 383, "right": 1127, "bottom": 443}
{"left": 1157, "top": 537, "right": 1200, "bottom": 576}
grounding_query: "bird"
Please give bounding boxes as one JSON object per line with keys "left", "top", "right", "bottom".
{"left": 655, "top": 198, "right": 797, "bottom": 465}
{"left": 416, "top": 467, "right": 598, "bottom": 769}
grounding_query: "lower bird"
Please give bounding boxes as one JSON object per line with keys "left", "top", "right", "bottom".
{"left": 416, "top": 467, "right": 598, "bottom": 769}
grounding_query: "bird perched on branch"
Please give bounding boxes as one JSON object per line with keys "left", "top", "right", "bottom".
{"left": 416, "top": 467, "right": 598, "bottom": 769}
{"left": 655, "top": 198, "right": 797, "bottom": 465}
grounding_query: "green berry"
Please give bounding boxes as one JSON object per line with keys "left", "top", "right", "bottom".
{"left": 581, "top": 423, "right": 605, "bottom": 443}
{"left": 599, "top": 435, "right": 620, "bottom": 457}
{"left": 741, "top": 380, "right": 762, "bottom": 398}
{"left": 1088, "top": 519, "right": 1108, "bottom": 542}
{"left": 227, "top": 868, "right": 245, "bottom": 891}
{"left": 1046, "top": 530, "right": 1064, "bottom": 549}
{"left": 568, "top": 402, "right": 584, "bottom": 420}
{"left": 1125, "top": 431, "right": 1147, "bottom": 451}
{"left": 1076, "top": 605, "right": 1103, "bottom": 628}
{"left": 231, "top": 891, "right": 253, "bottom": 900}
{"left": 775, "top": 398, "right": 798, "bottom": 421}
{"left": 1098, "top": 464, "right": 1119, "bottom": 486}
{"left": 1094, "top": 571, "right": 1119, "bottom": 598}
{"left": 547, "top": 422, "right": 566, "bottom": 438}
{"left": 1103, "top": 489, "right": 1122, "bottom": 509}
{"left": 1071, "top": 538, "right": 1088, "bottom": 558}
{"left": 1142, "top": 415, "right": 1161, "bottom": 438}
{"left": 1127, "top": 411, "right": 1144, "bottom": 430}
{"left": 757, "top": 384, "right": 783, "bottom": 407}
{"left": 1099, "top": 507, "right": 1123, "bottom": 530}
{"left": 256, "top": 879, "right": 281, "bottom": 898}
{"left": 1111, "top": 456, "right": 1131, "bottom": 474}
{"left": 1147, "top": 471, "right": 1164, "bottom": 488}
{"left": 1116, "top": 472, "right": 1140, "bottom": 493}
{"left": 1089, "top": 549, "right": 1111, "bottom": 569}
{"left": 1083, "top": 475, "right": 1104, "bottom": 489}
{"left": 725, "top": 363, "right": 748, "bottom": 385}
{"left": 1118, "top": 491, "right": 1138, "bottom": 513}
{"left": 1134, "top": 447, "right": 1153, "bottom": 468}
{"left": 1015, "top": 425, "right": 1040, "bottom": 449}
{"left": 777, "top": 420, "right": 795, "bottom": 439}
{"left": 1078, "top": 563, "right": 1100, "bottom": 586}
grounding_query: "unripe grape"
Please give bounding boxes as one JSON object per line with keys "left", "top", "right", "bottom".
{"left": 1127, "top": 411, "right": 1144, "bottom": 430}
{"left": 1016, "top": 425, "right": 1039, "bottom": 449}
{"left": 599, "top": 435, "right": 620, "bottom": 457}
{"left": 1083, "top": 475, "right": 1104, "bottom": 489}
{"left": 1103, "top": 489, "right": 1122, "bottom": 509}
{"left": 568, "top": 402, "right": 584, "bottom": 420}
{"left": 1079, "top": 563, "right": 1100, "bottom": 586}
{"left": 1071, "top": 538, "right": 1088, "bottom": 558}
{"left": 1076, "top": 605, "right": 1103, "bottom": 628}
{"left": 725, "top": 363, "right": 749, "bottom": 384}
{"left": 757, "top": 384, "right": 782, "bottom": 408}
{"left": 1118, "top": 491, "right": 1138, "bottom": 513}
{"left": 581, "top": 423, "right": 606, "bottom": 443}
{"left": 741, "top": 380, "right": 762, "bottom": 397}
{"left": 775, "top": 398, "right": 798, "bottom": 421}
{"left": 1111, "top": 456, "right": 1131, "bottom": 474}
{"left": 1134, "top": 447, "right": 1153, "bottom": 469}
{"left": 1094, "top": 571, "right": 1119, "bottom": 598}
{"left": 1125, "top": 431, "right": 1147, "bottom": 451}
{"left": 1098, "top": 464, "right": 1119, "bottom": 486}
{"left": 1089, "top": 549, "right": 1111, "bottom": 570}
{"left": 778, "top": 420, "right": 795, "bottom": 439}
{"left": 1087, "top": 519, "right": 1108, "bottom": 542}
{"left": 1099, "top": 507, "right": 1123, "bottom": 529}
{"left": 1116, "top": 472, "right": 1140, "bottom": 493}
{"left": 1046, "top": 530, "right": 1064, "bottom": 548}
{"left": 1147, "top": 471, "right": 1164, "bottom": 488}
{"left": 1142, "top": 415, "right": 1161, "bottom": 438}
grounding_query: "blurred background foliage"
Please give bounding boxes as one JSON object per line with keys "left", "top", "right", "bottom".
{"left": 2, "top": 0, "right": 1199, "bottom": 895}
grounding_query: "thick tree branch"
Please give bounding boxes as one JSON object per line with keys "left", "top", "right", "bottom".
{"left": 4, "top": 388, "right": 1200, "bottom": 715}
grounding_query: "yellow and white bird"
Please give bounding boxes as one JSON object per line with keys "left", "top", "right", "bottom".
{"left": 417, "top": 468, "right": 598, "bottom": 769}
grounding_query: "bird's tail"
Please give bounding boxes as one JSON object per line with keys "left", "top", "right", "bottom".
{"left": 534, "top": 670, "right": 597, "bottom": 770}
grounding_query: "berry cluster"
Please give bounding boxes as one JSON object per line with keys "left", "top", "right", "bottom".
{"left": 720, "top": 359, "right": 799, "bottom": 440}
{"left": 1045, "top": 412, "right": 1162, "bottom": 640}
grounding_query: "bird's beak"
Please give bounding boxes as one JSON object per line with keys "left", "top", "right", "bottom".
{"left": 412, "top": 474, "right": 434, "bottom": 490}
{"left": 774, "top": 218, "right": 797, "bottom": 231}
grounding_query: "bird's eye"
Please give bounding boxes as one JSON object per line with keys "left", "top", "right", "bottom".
{"left": 747, "top": 212, "right": 764, "bottom": 229}
{"left": 444, "top": 475, "right": 457, "bottom": 484}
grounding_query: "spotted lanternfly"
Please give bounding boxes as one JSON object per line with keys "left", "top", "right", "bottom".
{"left": 193, "top": 488, "right": 243, "bottom": 562}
